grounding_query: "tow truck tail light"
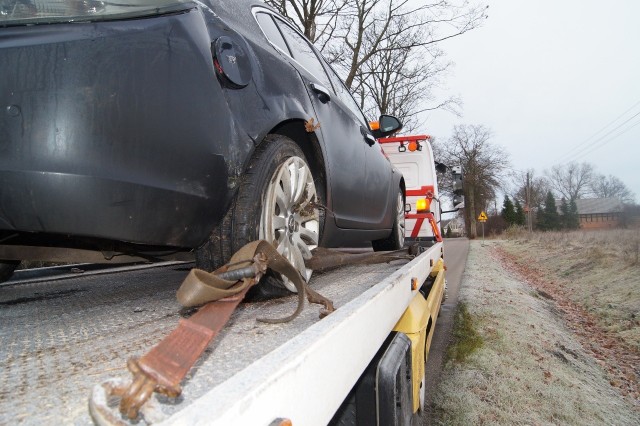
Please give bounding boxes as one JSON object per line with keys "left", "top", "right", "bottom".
{"left": 416, "top": 198, "right": 431, "bottom": 212}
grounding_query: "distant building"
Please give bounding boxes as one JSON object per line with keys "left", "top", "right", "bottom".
{"left": 442, "top": 217, "right": 466, "bottom": 237}
{"left": 574, "top": 198, "right": 623, "bottom": 229}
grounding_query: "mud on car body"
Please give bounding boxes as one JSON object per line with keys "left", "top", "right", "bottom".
{"left": 0, "top": 0, "right": 405, "bottom": 290}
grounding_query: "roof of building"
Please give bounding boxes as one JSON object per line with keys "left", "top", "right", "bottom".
{"left": 442, "top": 217, "right": 464, "bottom": 228}
{"left": 575, "top": 198, "right": 623, "bottom": 214}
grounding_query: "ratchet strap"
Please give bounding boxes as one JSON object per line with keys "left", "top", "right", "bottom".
{"left": 92, "top": 240, "right": 334, "bottom": 424}
{"left": 305, "top": 246, "right": 419, "bottom": 273}
{"left": 90, "top": 242, "right": 419, "bottom": 424}
{"left": 177, "top": 240, "right": 334, "bottom": 322}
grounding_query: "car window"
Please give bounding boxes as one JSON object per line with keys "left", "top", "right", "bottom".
{"left": 272, "top": 17, "right": 333, "bottom": 89}
{"left": 324, "top": 63, "right": 369, "bottom": 128}
{"left": 255, "top": 12, "right": 290, "bottom": 55}
{"left": 0, "top": 0, "right": 192, "bottom": 27}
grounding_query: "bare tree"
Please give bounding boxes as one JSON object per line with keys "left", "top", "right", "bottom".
{"left": 434, "top": 124, "right": 510, "bottom": 238}
{"left": 327, "top": 0, "right": 487, "bottom": 89}
{"left": 267, "top": 0, "right": 487, "bottom": 125}
{"left": 590, "top": 174, "right": 635, "bottom": 203}
{"left": 355, "top": 11, "right": 461, "bottom": 130}
{"left": 545, "top": 162, "right": 594, "bottom": 201}
{"left": 511, "top": 169, "right": 550, "bottom": 207}
{"left": 264, "top": 0, "right": 348, "bottom": 45}
{"left": 509, "top": 169, "right": 550, "bottom": 231}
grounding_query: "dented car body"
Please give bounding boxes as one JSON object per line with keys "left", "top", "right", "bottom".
{"left": 0, "top": 0, "right": 405, "bottom": 283}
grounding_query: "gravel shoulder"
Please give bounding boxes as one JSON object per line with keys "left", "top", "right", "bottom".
{"left": 432, "top": 238, "right": 640, "bottom": 425}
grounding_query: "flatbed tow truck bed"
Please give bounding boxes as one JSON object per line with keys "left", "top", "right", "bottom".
{"left": 1, "top": 243, "right": 444, "bottom": 425}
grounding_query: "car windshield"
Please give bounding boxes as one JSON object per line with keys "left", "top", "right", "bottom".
{"left": 0, "top": 0, "right": 194, "bottom": 27}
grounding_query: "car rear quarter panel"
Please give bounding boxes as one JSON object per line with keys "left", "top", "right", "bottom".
{"left": 0, "top": 9, "right": 237, "bottom": 247}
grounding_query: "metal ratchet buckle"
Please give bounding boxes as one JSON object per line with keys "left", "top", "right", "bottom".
{"left": 89, "top": 358, "right": 178, "bottom": 426}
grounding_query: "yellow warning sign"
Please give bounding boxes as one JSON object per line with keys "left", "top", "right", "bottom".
{"left": 478, "top": 211, "right": 488, "bottom": 221}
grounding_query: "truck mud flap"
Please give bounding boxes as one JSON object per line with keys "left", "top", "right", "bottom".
{"left": 330, "top": 332, "right": 413, "bottom": 426}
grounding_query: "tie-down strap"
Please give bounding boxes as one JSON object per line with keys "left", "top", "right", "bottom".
{"left": 177, "top": 239, "right": 334, "bottom": 322}
{"left": 90, "top": 240, "right": 334, "bottom": 425}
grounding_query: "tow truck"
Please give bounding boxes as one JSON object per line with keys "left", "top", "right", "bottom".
{"left": 380, "top": 134, "right": 444, "bottom": 246}
{"left": 103, "top": 134, "right": 452, "bottom": 426}
{"left": 152, "top": 243, "right": 446, "bottom": 426}
{"left": 1, "top": 134, "right": 455, "bottom": 426}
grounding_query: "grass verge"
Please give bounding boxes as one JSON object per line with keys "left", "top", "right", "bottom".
{"left": 446, "top": 302, "right": 483, "bottom": 364}
{"left": 431, "top": 239, "right": 639, "bottom": 425}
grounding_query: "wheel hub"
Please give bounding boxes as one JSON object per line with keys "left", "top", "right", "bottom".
{"left": 287, "top": 214, "right": 295, "bottom": 234}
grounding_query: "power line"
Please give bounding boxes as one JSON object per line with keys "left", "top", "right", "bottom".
{"left": 571, "top": 117, "right": 640, "bottom": 161}
{"left": 556, "top": 99, "right": 640, "bottom": 163}
{"left": 556, "top": 99, "right": 640, "bottom": 161}
{"left": 563, "top": 110, "right": 640, "bottom": 160}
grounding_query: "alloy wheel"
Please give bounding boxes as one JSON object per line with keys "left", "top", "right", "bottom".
{"left": 396, "top": 190, "right": 406, "bottom": 246}
{"left": 260, "top": 156, "right": 319, "bottom": 291}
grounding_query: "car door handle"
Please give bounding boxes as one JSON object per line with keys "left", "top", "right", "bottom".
{"left": 361, "top": 127, "right": 376, "bottom": 146}
{"left": 310, "top": 83, "right": 331, "bottom": 103}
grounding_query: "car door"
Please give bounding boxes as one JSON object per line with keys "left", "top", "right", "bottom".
{"left": 363, "top": 129, "right": 394, "bottom": 225}
{"left": 323, "top": 65, "right": 394, "bottom": 226}
{"left": 270, "top": 16, "right": 386, "bottom": 229}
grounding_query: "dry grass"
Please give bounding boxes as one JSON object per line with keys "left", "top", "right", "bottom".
{"left": 502, "top": 224, "right": 529, "bottom": 240}
{"left": 505, "top": 229, "right": 640, "bottom": 350}
{"left": 528, "top": 228, "right": 640, "bottom": 266}
{"left": 501, "top": 227, "right": 640, "bottom": 267}
{"left": 432, "top": 239, "right": 639, "bottom": 425}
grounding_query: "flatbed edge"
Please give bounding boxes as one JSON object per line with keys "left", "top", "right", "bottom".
{"left": 162, "top": 242, "right": 444, "bottom": 426}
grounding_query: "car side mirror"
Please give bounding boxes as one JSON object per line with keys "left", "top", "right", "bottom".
{"left": 371, "top": 115, "right": 403, "bottom": 139}
{"left": 452, "top": 165, "right": 464, "bottom": 209}
{"left": 435, "top": 162, "right": 448, "bottom": 174}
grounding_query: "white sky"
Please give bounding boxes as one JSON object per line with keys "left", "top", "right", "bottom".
{"left": 421, "top": 0, "right": 640, "bottom": 202}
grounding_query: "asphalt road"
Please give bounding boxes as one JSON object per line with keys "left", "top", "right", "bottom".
{"left": 421, "top": 237, "right": 470, "bottom": 424}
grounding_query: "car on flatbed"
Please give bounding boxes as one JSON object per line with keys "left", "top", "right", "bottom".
{"left": 0, "top": 0, "right": 406, "bottom": 291}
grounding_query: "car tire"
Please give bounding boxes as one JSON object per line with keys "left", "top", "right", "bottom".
{"left": 372, "top": 188, "right": 405, "bottom": 251}
{"left": 196, "top": 134, "right": 321, "bottom": 299}
{"left": 0, "top": 260, "right": 20, "bottom": 283}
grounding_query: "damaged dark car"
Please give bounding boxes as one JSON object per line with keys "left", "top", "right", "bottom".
{"left": 0, "top": 0, "right": 406, "bottom": 291}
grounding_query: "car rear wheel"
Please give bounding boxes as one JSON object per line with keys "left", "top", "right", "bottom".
{"left": 196, "top": 134, "right": 320, "bottom": 298}
{"left": 372, "top": 188, "right": 405, "bottom": 251}
{"left": 0, "top": 260, "right": 20, "bottom": 283}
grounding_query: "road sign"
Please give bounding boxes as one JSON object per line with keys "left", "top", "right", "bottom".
{"left": 478, "top": 211, "right": 488, "bottom": 221}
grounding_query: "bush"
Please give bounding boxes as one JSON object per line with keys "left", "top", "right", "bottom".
{"left": 504, "top": 224, "right": 528, "bottom": 240}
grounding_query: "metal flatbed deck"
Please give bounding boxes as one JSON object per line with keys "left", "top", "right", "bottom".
{"left": 1, "top": 258, "right": 412, "bottom": 425}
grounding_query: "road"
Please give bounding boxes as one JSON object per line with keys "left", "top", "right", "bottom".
{"left": 421, "top": 237, "right": 470, "bottom": 425}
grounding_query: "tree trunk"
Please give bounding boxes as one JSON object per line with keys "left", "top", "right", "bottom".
{"left": 467, "top": 184, "right": 477, "bottom": 239}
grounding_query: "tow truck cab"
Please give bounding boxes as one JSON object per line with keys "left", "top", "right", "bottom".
{"left": 380, "top": 135, "right": 443, "bottom": 246}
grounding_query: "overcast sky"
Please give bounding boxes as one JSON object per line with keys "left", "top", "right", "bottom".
{"left": 422, "top": 0, "right": 640, "bottom": 202}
